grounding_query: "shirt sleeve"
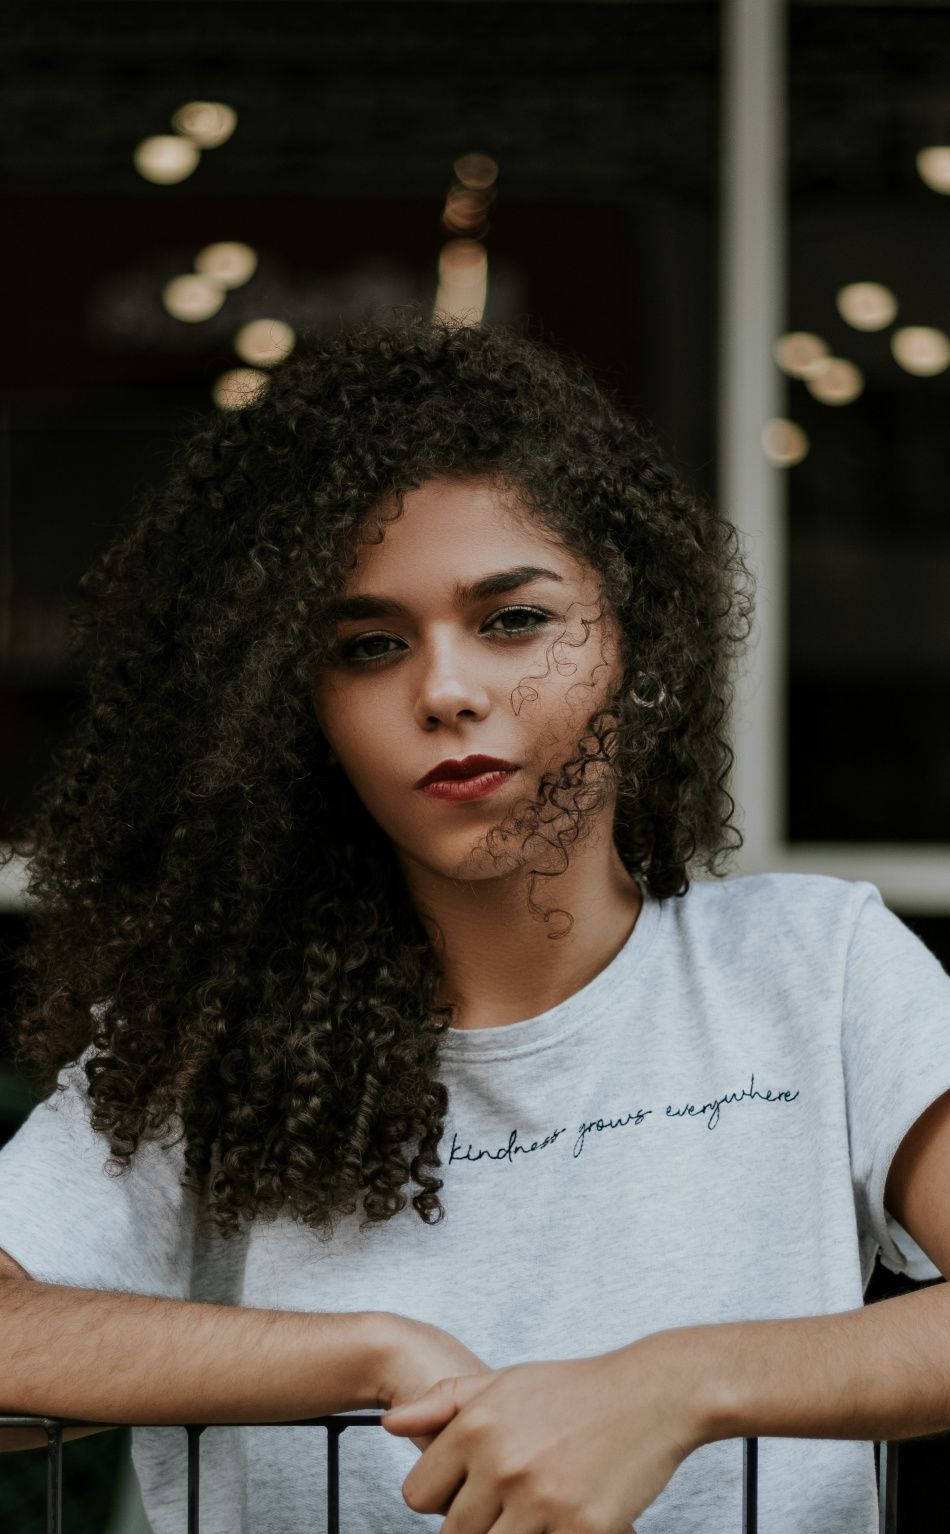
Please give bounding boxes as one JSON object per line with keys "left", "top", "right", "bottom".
{"left": 843, "top": 879, "right": 950, "bottom": 1282}
{"left": 0, "top": 1042, "right": 196, "bottom": 1296}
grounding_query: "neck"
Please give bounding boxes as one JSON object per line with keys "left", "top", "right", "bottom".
{"left": 398, "top": 817, "right": 643, "bottom": 1030}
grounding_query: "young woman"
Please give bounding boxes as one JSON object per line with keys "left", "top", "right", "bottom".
{"left": 1, "top": 309, "right": 949, "bottom": 1534}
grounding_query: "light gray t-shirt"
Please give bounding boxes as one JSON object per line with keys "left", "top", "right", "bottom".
{"left": 0, "top": 871, "right": 947, "bottom": 1533}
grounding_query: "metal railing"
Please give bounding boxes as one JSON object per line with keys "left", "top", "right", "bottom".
{"left": 0, "top": 1413, "right": 908, "bottom": 1534}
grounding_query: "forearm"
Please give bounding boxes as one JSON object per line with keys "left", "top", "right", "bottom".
{"left": 0, "top": 1278, "right": 397, "bottom": 1445}
{"left": 638, "top": 1281, "right": 950, "bottom": 1447}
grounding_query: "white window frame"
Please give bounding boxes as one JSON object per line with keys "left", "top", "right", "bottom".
{"left": 720, "top": 0, "right": 950, "bottom": 913}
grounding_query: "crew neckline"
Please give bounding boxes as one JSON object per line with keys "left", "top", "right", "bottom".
{"left": 437, "top": 879, "right": 664, "bottom": 1060}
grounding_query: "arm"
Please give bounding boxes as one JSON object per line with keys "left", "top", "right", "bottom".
{"left": 378, "top": 1292, "right": 950, "bottom": 1532}
{"left": 653, "top": 1280, "right": 950, "bottom": 1448}
{"left": 0, "top": 1273, "right": 399, "bottom": 1452}
{"left": 678, "top": 1087, "right": 950, "bottom": 1446}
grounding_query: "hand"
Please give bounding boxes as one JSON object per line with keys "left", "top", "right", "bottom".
{"left": 380, "top": 1335, "right": 706, "bottom": 1533}
{"left": 377, "top": 1315, "right": 494, "bottom": 1457}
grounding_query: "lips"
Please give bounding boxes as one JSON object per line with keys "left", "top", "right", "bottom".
{"left": 416, "top": 754, "right": 518, "bottom": 788}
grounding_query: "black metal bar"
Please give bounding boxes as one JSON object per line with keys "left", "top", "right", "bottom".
{"left": 742, "top": 1437, "right": 757, "bottom": 1532}
{"left": 186, "top": 1424, "right": 205, "bottom": 1533}
{"left": 327, "top": 1419, "right": 343, "bottom": 1534}
{"left": 44, "top": 1421, "right": 62, "bottom": 1534}
{"left": 879, "top": 1439, "right": 899, "bottom": 1534}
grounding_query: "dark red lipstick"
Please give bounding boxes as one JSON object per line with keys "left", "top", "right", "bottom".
{"left": 415, "top": 754, "right": 518, "bottom": 788}
{"left": 415, "top": 755, "right": 519, "bottom": 801}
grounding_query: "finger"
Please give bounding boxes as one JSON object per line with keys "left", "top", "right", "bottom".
{"left": 427, "top": 1470, "right": 503, "bottom": 1533}
{"left": 381, "top": 1399, "right": 455, "bottom": 1434}
{"left": 382, "top": 1373, "right": 488, "bottom": 1433}
{"left": 402, "top": 1452, "right": 467, "bottom": 1518}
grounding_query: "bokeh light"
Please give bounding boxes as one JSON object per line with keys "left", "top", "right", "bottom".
{"left": 195, "top": 242, "right": 258, "bottom": 289}
{"left": 234, "top": 319, "right": 296, "bottom": 367}
{"left": 433, "top": 239, "right": 488, "bottom": 327}
{"left": 773, "top": 331, "right": 831, "bottom": 379}
{"left": 133, "top": 135, "right": 200, "bottom": 185}
{"left": 761, "top": 418, "right": 810, "bottom": 467}
{"left": 163, "top": 274, "right": 226, "bottom": 322}
{"left": 805, "top": 357, "right": 864, "bottom": 405}
{"left": 836, "top": 282, "right": 898, "bottom": 331}
{"left": 453, "top": 152, "right": 498, "bottom": 189}
{"left": 171, "top": 101, "right": 237, "bottom": 149}
{"left": 916, "top": 146, "right": 950, "bottom": 194}
{"left": 442, "top": 185, "right": 493, "bottom": 236}
{"left": 213, "top": 368, "right": 271, "bottom": 410}
{"left": 891, "top": 326, "right": 950, "bottom": 376}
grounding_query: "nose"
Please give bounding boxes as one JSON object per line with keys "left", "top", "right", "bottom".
{"left": 412, "top": 640, "right": 493, "bottom": 730}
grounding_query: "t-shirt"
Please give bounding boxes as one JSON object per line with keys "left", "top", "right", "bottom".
{"left": 0, "top": 871, "right": 948, "bottom": 1534}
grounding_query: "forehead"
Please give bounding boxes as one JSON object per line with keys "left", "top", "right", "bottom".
{"left": 342, "top": 476, "right": 584, "bottom": 590}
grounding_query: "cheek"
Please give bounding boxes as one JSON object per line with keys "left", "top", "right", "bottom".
{"left": 321, "top": 693, "right": 398, "bottom": 779}
{"left": 540, "top": 640, "right": 620, "bottom": 742}
{"left": 310, "top": 675, "right": 355, "bottom": 749}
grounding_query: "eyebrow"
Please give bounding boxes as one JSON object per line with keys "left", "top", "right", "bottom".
{"left": 319, "top": 565, "right": 565, "bottom": 623}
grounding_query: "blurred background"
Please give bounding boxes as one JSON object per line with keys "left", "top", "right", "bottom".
{"left": 1, "top": 0, "right": 949, "bottom": 1527}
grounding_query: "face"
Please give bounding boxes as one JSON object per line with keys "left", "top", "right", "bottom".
{"left": 310, "top": 476, "right": 625, "bottom": 884}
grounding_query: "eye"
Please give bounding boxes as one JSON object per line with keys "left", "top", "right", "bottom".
{"left": 333, "top": 605, "right": 554, "bottom": 669}
{"left": 483, "top": 605, "right": 553, "bottom": 638}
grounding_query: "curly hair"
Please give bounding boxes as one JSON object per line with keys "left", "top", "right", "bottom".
{"left": 2, "top": 307, "right": 755, "bottom": 1243}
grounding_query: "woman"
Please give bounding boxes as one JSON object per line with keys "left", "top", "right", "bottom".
{"left": 1, "top": 309, "right": 948, "bottom": 1533}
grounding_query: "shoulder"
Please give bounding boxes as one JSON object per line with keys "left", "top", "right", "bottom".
{"left": 682, "top": 869, "right": 867, "bottom": 921}
{"left": 673, "top": 871, "right": 874, "bottom": 963}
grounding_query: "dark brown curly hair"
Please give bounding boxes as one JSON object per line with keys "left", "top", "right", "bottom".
{"left": 2, "top": 307, "right": 755, "bottom": 1243}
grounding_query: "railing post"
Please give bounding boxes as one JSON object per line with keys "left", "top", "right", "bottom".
{"left": 326, "top": 1419, "right": 345, "bottom": 1534}
{"left": 742, "top": 1437, "right": 757, "bottom": 1531}
{"left": 186, "top": 1423, "right": 205, "bottom": 1533}
{"left": 44, "top": 1421, "right": 62, "bottom": 1534}
{"left": 879, "top": 1439, "right": 899, "bottom": 1534}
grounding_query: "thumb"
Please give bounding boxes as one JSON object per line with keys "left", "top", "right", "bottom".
{"left": 380, "top": 1373, "right": 494, "bottom": 1434}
